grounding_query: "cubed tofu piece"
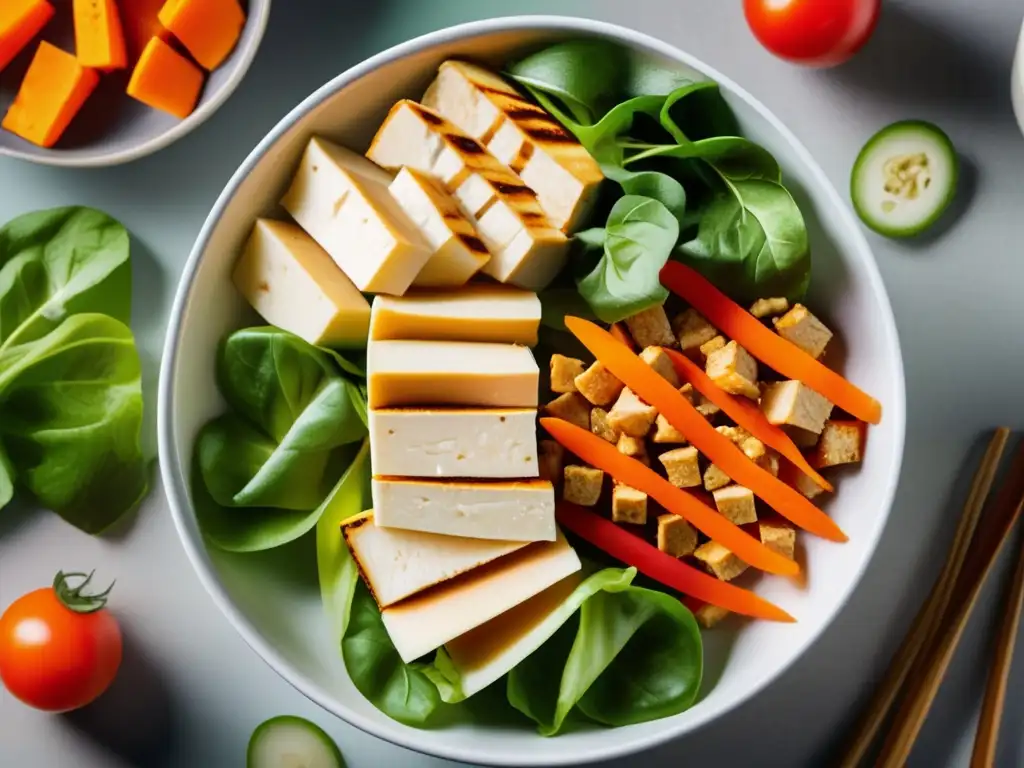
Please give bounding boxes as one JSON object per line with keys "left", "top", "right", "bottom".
{"left": 695, "top": 541, "right": 749, "bottom": 581}
{"left": 775, "top": 304, "right": 833, "bottom": 359}
{"left": 575, "top": 361, "right": 624, "bottom": 406}
{"left": 538, "top": 439, "right": 564, "bottom": 485}
{"left": 590, "top": 408, "right": 620, "bottom": 443}
{"left": 625, "top": 305, "right": 676, "bottom": 349}
{"left": 612, "top": 485, "right": 648, "bottom": 525}
{"left": 785, "top": 425, "right": 821, "bottom": 449}
{"left": 704, "top": 463, "right": 732, "bottom": 492}
{"left": 814, "top": 420, "right": 866, "bottom": 467}
{"left": 659, "top": 446, "right": 701, "bottom": 489}
{"left": 759, "top": 520, "right": 796, "bottom": 560}
{"left": 657, "top": 514, "right": 698, "bottom": 558}
{"left": 761, "top": 380, "right": 834, "bottom": 434}
{"left": 616, "top": 433, "right": 647, "bottom": 459}
{"left": 640, "top": 346, "right": 681, "bottom": 387}
{"left": 608, "top": 388, "right": 658, "bottom": 438}
{"left": 652, "top": 413, "right": 687, "bottom": 444}
{"left": 750, "top": 297, "right": 790, "bottom": 319}
{"left": 550, "top": 354, "right": 585, "bottom": 394}
{"left": 544, "top": 392, "right": 591, "bottom": 430}
{"left": 780, "top": 460, "right": 827, "bottom": 500}
{"left": 706, "top": 341, "right": 759, "bottom": 400}
{"left": 673, "top": 308, "right": 718, "bottom": 355}
{"left": 713, "top": 485, "right": 758, "bottom": 525}
{"left": 563, "top": 465, "right": 604, "bottom": 506}
{"left": 694, "top": 604, "right": 731, "bottom": 629}
{"left": 700, "top": 335, "right": 727, "bottom": 359}
{"left": 680, "top": 383, "right": 721, "bottom": 419}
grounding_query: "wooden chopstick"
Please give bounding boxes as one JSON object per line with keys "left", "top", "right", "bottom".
{"left": 875, "top": 440, "right": 1024, "bottom": 768}
{"left": 970, "top": 528, "right": 1024, "bottom": 768}
{"left": 837, "top": 428, "right": 1010, "bottom": 768}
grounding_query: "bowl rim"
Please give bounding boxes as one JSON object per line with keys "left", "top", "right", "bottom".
{"left": 157, "top": 14, "right": 906, "bottom": 766}
{"left": 0, "top": 0, "right": 272, "bottom": 169}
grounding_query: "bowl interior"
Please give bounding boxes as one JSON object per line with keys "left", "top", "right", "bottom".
{"left": 161, "top": 19, "right": 905, "bottom": 766}
{"left": 0, "top": 0, "right": 269, "bottom": 166}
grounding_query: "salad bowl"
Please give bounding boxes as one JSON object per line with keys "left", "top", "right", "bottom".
{"left": 158, "top": 16, "right": 906, "bottom": 766}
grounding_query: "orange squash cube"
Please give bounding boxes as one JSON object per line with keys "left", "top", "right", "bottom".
{"left": 127, "top": 36, "right": 204, "bottom": 119}
{"left": 73, "top": 0, "right": 127, "bottom": 70}
{"left": 157, "top": 0, "right": 245, "bottom": 71}
{"left": 0, "top": 0, "right": 55, "bottom": 74}
{"left": 2, "top": 41, "right": 100, "bottom": 148}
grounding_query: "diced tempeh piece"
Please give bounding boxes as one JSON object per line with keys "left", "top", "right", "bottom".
{"left": 616, "top": 433, "right": 647, "bottom": 459}
{"left": 590, "top": 408, "right": 620, "bottom": 443}
{"left": 785, "top": 425, "right": 821, "bottom": 449}
{"left": 612, "top": 485, "right": 648, "bottom": 525}
{"left": 659, "top": 446, "right": 701, "bottom": 489}
{"left": 657, "top": 514, "right": 698, "bottom": 557}
{"left": 538, "top": 439, "right": 564, "bottom": 485}
{"left": 706, "top": 341, "right": 759, "bottom": 399}
{"left": 814, "top": 420, "right": 866, "bottom": 468}
{"left": 759, "top": 520, "right": 796, "bottom": 560}
{"left": 544, "top": 392, "right": 591, "bottom": 430}
{"left": 700, "top": 335, "right": 727, "bottom": 359}
{"left": 761, "top": 380, "right": 834, "bottom": 434}
{"left": 781, "top": 460, "right": 826, "bottom": 500}
{"left": 608, "top": 388, "right": 658, "bottom": 438}
{"left": 695, "top": 541, "right": 749, "bottom": 581}
{"left": 695, "top": 603, "right": 731, "bottom": 629}
{"left": 750, "top": 297, "right": 790, "bottom": 319}
{"left": 774, "top": 304, "right": 833, "bottom": 359}
{"left": 625, "top": 305, "right": 676, "bottom": 348}
{"left": 713, "top": 485, "right": 758, "bottom": 525}
{"left": 704, "top": 464, "right": 732, "bottom": 492}
{"left": 640, "top": 346, "right": 681, "bottom": 387}
{"left": 652, "top": 413, "right": 687, "bottom": 444}
{"left": 563, "top": 465, "right": 604, "bottom": 506}
{"left": 550, "top": 354, "right": 585, "bottom": 393}
{"left": 759, "top": 449, "right": 781, "bottom": 478}
{"left": 680, "top": 383, "right": 721, "bottom": 418}
{"left": 575, "top": 361, "right": 624, "bottom": 406}
{"left": 673, "top": 308, "right": 718, "bottom": 356}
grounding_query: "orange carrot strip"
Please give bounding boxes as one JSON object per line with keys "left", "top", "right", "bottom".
{"left": 557, "top": 502, "right": 795, "bottom": 622}
{"left": 660, "top": 261, "right": 882, "bottom": 425}
{"left": 541, "top": 417, "right": 799, "bottom": 576}
{"left": 664, "top": 348, "right": 833, "bottom": 492}
{"left": 610, "top": 322, "right": 634, "bottom": 351}
{"left": 0, "top": 0, "right": 54, "bottom": 74}
{"left": 564, "top": 317, "right": 847, "bottom": 542}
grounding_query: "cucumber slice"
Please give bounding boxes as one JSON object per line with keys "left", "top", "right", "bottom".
{"left": 851, "top": 120, "right": 957, "bottom": 237}
{"left": 247, "top": 716, "right": 344, "bottom": 768}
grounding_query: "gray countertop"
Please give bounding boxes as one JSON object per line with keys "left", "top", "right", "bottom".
{"left": 2, "top": 1, "right": 1023, "bottom": 766}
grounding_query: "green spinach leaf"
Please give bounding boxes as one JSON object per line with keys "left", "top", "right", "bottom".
{"left": 0, "top": 314, "right": 146, "bottom": 533}
{"left": 659, "top": 81, "right": 738, "bottom": 143}
{"left": 343, "top": 582, "right": 442, "bottom": 727}
{"left": 604, "top": 165, "right": 687, "bottom": 226}
{"left": 577, "top": 195, "right": 679, "bottom": 323}
{"left": 627, "top": 136, "right": 781, "bottom": 184}
{"left": 677, "top": 179, "right": 811, "bottom": 304}
{"left": 0, "top": 441, "right": 12, "bottom": 509}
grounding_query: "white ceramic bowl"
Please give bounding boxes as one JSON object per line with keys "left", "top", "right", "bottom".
{"left": 0, "top": 0, "right": 270, "bottom": 167}
{"left": 158, "top": 16, "right": 906, "bottom": 766}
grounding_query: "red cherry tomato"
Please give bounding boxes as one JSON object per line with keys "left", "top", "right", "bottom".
{"left": 744, "top": 0, "right": 881, "bottom": 67}
{"left": 0, "top": 571, "right": 122, "bottom": 712}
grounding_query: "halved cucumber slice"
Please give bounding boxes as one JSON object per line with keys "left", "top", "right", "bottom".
{"left": 247, "top": 716, "right": 344, "bottom": 768}
{"left": 851, "top": 120, "right": 957, "bottom": 237}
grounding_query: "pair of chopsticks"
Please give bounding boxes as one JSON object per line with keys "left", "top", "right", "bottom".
{"left": 839, "top": 428, "right": 1024, "bottom": 768}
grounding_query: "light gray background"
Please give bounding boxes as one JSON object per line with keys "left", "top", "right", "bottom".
{"left": 1, "top": 1, "right": 1022, "bottom": 766}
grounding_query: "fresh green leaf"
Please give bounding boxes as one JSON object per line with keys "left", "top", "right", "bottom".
{"left": 0, "top": 441, "right": 12, "bottom": 509}
{"left": 506, "top": 568, "right": 702, "bottom": 735}
{"left": 0, "top": 314, "right": 146, "bottom": 534}
{"left": 509, "top": 40, "right": 631, "bottom": 124}
{"left": 677, "top": 179, "right": 811, "bottom": 304}
{"left": 317, "top": 440, "right": 370, "bottom": 642}
{"left": 573, "top": 95, "right": 667, "bottom": 165}
{"left": 0, "top": 207, "right": 131, "bottom": 355}
{"left": 343, "top": 582, "right": 442, "bottom": 726}
{"left": 191, "top": 440, "right": 362, "bottom": 554}
{"left": 627, "top": 136, "right": 781, "bottom": 184}
{"left": 577, "top": 196, "right": 679, "bottom": 323}
{"left": 604, "top": 165, "right": 687, "bottom": 226}
{"left": 659, "top": 81, "right": 738, "bottom": 143}
{"left": 322, "top": 348, "right": 366, "bottom": 379}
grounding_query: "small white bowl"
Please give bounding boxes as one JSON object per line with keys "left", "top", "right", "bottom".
{"left": 0, "top": 0, "right": 271, "bottom": 168}
{"left": 158, "top": 16, "right": 906, "bottom": 766}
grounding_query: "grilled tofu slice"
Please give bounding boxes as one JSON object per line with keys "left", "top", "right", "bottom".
{"left": 422, "top": 60, "right": 603, "bottom": 233}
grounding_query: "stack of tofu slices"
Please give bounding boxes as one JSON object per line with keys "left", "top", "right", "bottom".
{"left": 231, "top": 60, "right": 603, "bottom": 694}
